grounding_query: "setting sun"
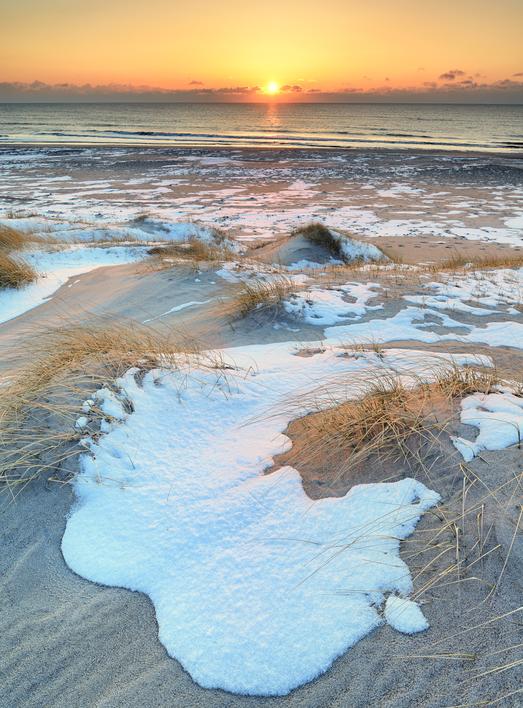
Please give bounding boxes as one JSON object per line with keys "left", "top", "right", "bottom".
{"left": 265, "top": 81, "right": 280, "bottom": 96}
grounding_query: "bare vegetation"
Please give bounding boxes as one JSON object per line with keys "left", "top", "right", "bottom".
{"left": 148, "top": 236, "right": 236, "bottom": 266}
{"left": 229, "top": 276, "right": 299, "bottom": 319}
{"left": 293, "top": 222, "right": 346, "bottom": 260}
{"left": 0, "top": 224, "right": 31, "bottom": 252}
{"left": 0, "top": 251, "right": 38, "bottom": 289}
{"left": 274, "top": 360, "right": 507, "bottom": 486}
{"left": 428, "top": 251, "right": 523, "bottom": 273}
{"left": 0, "top": 320, "right": 229, "bottom": 493}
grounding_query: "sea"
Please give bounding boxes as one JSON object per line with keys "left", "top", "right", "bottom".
{"left": 0, "top": 102, "right": 521, "bottom": 153}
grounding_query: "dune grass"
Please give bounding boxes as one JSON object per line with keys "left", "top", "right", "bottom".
{"left": 0, "top": 251, "right": 38, "bottom": 289}
{"left": 293, "top": 222, "right": 346, "bottom": 260}
{"left": 274, "top": 359, "right": 506, "bottom": 484}
{"left": 230, "top": 276, "right": 299, "bottom": 319}
{"left": 0, "top": 224, "right": 32, "bottom": 252}
{"left": 0, "top": 320, "right": 227, "bottom": 493}
{"left": 429, "top": 251, "right": 523, "bottom": 273}
{"left": 148, "top": 236, "right": 236, "bottom": 266}
{"left": 0, "top": 224, "right": 39, "bottom": 288}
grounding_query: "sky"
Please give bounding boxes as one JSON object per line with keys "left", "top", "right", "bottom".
{"left": 1, "top": 0, "right": 522, "bottom": 102}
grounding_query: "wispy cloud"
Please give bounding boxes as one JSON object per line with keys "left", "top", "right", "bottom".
{"left": 281, "top": 84, "right": 303, "bottom": 93}
{"left": 0, "top": 81, "right": 261, "bottom": 101}
{"left": 438, "top": 69, "right": 466, "bottom": 81}
{"left": 0, "top": 76, "right": 521, "bottom": 103}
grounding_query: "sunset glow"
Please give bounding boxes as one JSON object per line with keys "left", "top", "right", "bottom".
{"left": 265, "top": 82, "right": 280, "bottom": 96}
{"left": 1, "top": 0, "right": 522, "bottom": 102}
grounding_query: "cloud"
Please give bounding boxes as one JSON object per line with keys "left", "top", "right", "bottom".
{"left": 0, "top": 78, "right": 521, "bottom": 103}
{"left": 0, "top": 80, "right": 262, "bottom": 101}
{"left": 439, "top": 69, "right": 466, "bottom": 81}
{"left": 513, "top": 72, "right": 523, "bottom": 77}
{"left": 281, "top": 84, "right": 303, "bottom": 93}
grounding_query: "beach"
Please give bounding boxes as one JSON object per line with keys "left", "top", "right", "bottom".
{"left": 1, "top": 144, "right": 522, "bottom": 707}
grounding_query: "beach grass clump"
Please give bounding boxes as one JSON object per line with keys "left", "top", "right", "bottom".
{"left": 0, "top": 223, "right": 31, "bottom": 252}
{"left": 296, "top": 374, "right": 441, "bottom": 474}
{"left": 0, "top": 251, "right": 38, "bottom": 289}
{"left": 293, "top": 222, "right": 345, "bottom": 260}
{"left": 431, "top": 361, "right": 501, "bottom": 398}
{"left": 148, "top": 236, "right": 235, "bottom": 264}
{"left": 0, "top": 320, "right": 217, "bottom": 491}
{"left": 276, "top": 360, "right": 511, "bottom": 483}
{"left": 429, "top": 251, "right": 523, "bottom": 273}
{"left": 231, "top": 276, "right": 299, "bottom": 319}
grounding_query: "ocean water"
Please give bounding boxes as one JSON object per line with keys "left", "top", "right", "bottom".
{"left": 0, "top": 103, "right": 522, "bottom": 153}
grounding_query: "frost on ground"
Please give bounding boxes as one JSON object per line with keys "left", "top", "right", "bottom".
{"left": 405, "top": 268, "right": 523, "bottom": 315}
{"left": 284, "top": 282, "right": 382, "bottom": 325}
{"left": 325, "top": 305, "right": 523, "bottom": 350}
{"left": 0, "top": 246, "right": 146, "bottom": 325}
{"left": 452, "top": 389, "right": 523, "bottom": 462}
{"left": 62, "top": 344, "right": 442, "bottom": 696}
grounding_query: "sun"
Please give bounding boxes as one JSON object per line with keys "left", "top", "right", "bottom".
{"left": 265, "top": 81, "right": 280, "bottom": 96}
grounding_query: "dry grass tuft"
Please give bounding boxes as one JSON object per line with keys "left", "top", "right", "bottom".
{"left": 286, "top": 373, "right": 444, "bottom": 478}
{"left": 274, "top": 360, "right": 508, "bottom": 486}
{"left": 0, "top": 224, "right": 32, "bottom": 252}
{"left": 432, "top": 361, "right": 501, "bottom": 398}
{"left": 230, "top": 276, "right": 299, "bottom": 319}
{"left": 0, "top": 251, "right": 38, "bottom": 289}
{"left": 428, "top": 251, "right": 523, "bottom": 273}
{"left": 293, "top": 222, "right": 345, "bottom": 260}
{"left": 148, "top": 236, "right": 235, "bottom": 266}
{"left": 0, "top": 320, "right": 225, "bottom": 493}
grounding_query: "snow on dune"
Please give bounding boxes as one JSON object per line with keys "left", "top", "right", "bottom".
{"left": 405, "top": 268, "right": 523, "bottom": 315}
{"left": 284, "top": 282, "right": 382, "bottom": 325}
{"left": 0, "top": 216, "right": 241, "bottom": 251}
{"left": 62, "top": 344, "right": 443, "bottom": 696}
{"left": 333, "top": 230, "right": 388, "bottom": 262}
{"left": 0, "top": 246, "right": 146, "bottom": 325}
{"left": 325, "top": 306, "right": 523, "bottom": 350}
{"left": 384, "top": 595, "right": 429, "bottom": 634}
{"left": 452, "top": 389, "right": 523, "bottom": 462}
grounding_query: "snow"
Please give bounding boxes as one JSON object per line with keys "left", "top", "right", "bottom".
{"left": 384, "top": 596, "right": 429, "bottom": 634}
{"left": 142, "top": 299, "right": 213, "bottom": 324}
{"left": 452, "top": 389, "right": 523, "bottom": 461}
{"left": 326, "top": 306, "right": 523, "bottom": 350}
{"left": 0, "top": 246, "right": 146, "bottom": 325}
{"left": 331, "top": 231, "right": 387, "bottom": 262}
{"left": 62, "top": 344, "right": 442, "bottom": 696}
{"left": 505, "top": 215, "right": 523, "bottom": 229}
{"left": 284, "top": 283, "right": 382, "bottom": 325}
{"left": 405, "top": 269, "right": 523, "bottom": 315}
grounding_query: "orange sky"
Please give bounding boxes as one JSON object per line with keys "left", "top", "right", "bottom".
{"left": 1, "top": 0, "right": 522, "bottom": 101}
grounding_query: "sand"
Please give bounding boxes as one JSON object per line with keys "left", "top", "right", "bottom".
{"left": 1, "top": 147, "right": 523, "bottom": 707}
{"left": 1, "top": 446, "right": 521, "bottom": 708}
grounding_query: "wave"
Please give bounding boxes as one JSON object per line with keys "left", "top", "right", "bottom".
{"left": 1, "top": 104, "right": 521, "bottom": 153}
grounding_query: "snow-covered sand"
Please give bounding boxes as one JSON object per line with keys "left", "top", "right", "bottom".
{"left": 0, "top": 246, "right": 147, "bottom": 324}
{"left": 63, "top": 346, "right": 448, "bottom": 695}
{"left": 1, "top": 146, "right": 522, "bottom": 707}
{"left": 1, "top": 147, "right": 522, "bottom": 247}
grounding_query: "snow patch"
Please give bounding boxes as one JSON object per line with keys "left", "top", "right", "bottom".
{"left": 384, "top": 596, "right": 429, "bottom": 634}
{"left": 452, "top": 390, "right": 523, "bottom": 460}
{"left": 62, "top": 344, "right": 441, "bottom": 696}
